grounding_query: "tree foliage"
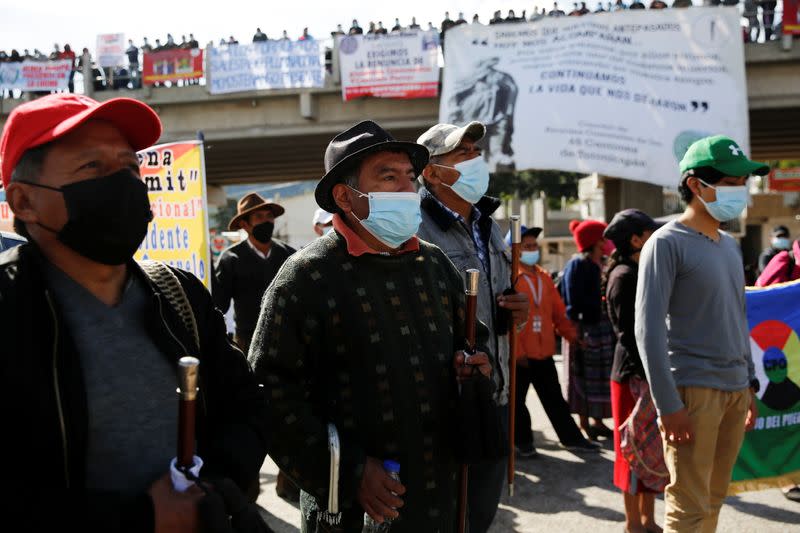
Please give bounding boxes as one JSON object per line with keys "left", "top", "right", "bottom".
{"left": 487, "top": 169, "right": 584, "bottom": 210}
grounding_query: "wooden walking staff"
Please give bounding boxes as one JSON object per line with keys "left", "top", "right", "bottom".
{"left": 457, "top": 268, "right": 481, "bottom": 533}
{"left": 177, "top": 356, "right": 200, "bottom": 469}
{"left": 507, "top": 215, "right": 522, "bottom": 497}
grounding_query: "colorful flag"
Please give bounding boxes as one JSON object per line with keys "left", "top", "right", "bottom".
{"left": 730, "top": 280, "right": 800, "bottom": 493}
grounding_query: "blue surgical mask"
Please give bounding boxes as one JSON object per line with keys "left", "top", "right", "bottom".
{"left": 349, "top": 187, "right": 421, "bottom": 249}
{"left": 772, "top": 237, "right": 791, "bottom": 250}
{"left": 521, "top": 250, "right": 540, "bottom": 266}
{"left": 697, "top": 179, "right": 748, "bottom": 222}
{"left": 442, "top": 156, "right": 491, "bottom": 204}
{"left": 323, "top": 226, "right": 334, "bottom": 236}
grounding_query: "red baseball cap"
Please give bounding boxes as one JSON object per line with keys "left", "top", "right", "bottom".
{"left": 0, "top": 93, "right": 162, "bottom": 188}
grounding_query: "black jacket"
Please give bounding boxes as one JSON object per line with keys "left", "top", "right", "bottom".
{"left": 213, "top": 239, "right": 295, "bottom": 340}
{"left": 0, "top": 243, "right": 268, "bottom": 532}
{"left": 758, "top": 246, "right": 782, "bottom": 273}
{"left": 605, "top": 260, "right": 646, "bottom": 382}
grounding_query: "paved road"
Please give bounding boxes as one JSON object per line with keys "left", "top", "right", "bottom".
{"left": 255, "top": 358, "right": 800, "bottom": 532}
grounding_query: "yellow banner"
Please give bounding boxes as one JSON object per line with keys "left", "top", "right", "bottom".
{"left": 135, "top": 141, "right": 211, "bottom": 287}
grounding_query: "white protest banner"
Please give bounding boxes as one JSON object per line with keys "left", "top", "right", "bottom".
{"left": 208, "top": 40, "right": 325, "bottom": 94}
{"left": 96, "top": 33, "right": 126, "bottom": 68}
{"left": 337, "top": 30, "right": 440, "bottom": 101}
{"left": 0, "top": 60, "right": 72, "bottom": 90}
{"left": 440, "top": 8, "right": 748, "bottom": 187}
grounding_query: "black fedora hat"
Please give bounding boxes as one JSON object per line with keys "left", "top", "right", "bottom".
{"left": 315, "top": 120, "right": 430, "bottom": 213}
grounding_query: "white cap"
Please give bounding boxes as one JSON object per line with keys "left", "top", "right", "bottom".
{"left": 313, "top": 208, "right": 334, "bottom": 226}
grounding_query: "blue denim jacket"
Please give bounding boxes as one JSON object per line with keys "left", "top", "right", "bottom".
{"left": 417, "top": 189, "right": 512, "bottom": 406}
{"left": 0, "top": 231, "right": 26, "bottom": 253}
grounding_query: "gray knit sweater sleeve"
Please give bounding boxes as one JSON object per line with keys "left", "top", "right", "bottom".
{"left": 635, "top": 232, "right": 683, "bottom": 416}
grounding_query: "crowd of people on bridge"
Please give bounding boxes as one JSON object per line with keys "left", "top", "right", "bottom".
{"left": 0, "top": 1, "right": 790, "bottom": 99}
{"left": 339, "top": 2, "right": 784, "bottom": 45}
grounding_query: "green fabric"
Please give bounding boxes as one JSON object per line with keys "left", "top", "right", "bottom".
{"left": 679, "top": 135, "right": 769, "bottom": 177}
{"left": 250, "top": 231, "right": 484, "bottom": 533}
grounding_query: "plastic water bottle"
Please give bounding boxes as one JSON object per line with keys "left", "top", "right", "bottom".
{"left": 363, "top": 460, "right": 401, "bottom": 532}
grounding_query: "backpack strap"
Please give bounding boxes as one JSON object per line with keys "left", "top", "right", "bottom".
{"left": 139, "top": 260, "right": 201, "bottom": 353}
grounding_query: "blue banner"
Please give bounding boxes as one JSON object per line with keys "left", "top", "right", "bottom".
{"left": 208, "top": 40, "right": 325, "bottom": 94}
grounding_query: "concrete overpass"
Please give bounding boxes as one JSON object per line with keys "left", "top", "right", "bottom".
{"left": 1, "top": 41, "right": 798, "bottom": 186}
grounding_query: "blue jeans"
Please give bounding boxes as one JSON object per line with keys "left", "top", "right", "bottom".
{"left": 467, "top": 404, "right": 508, "bottom": 533}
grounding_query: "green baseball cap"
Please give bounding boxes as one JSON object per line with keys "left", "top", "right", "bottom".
{"left": 679, "top": 135, "right": 769, "bottom": 177}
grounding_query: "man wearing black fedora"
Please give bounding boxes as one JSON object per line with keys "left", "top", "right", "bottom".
{"left": 214, "top": 192, "right": 294, "bottom": 356}
{"left": 249, "top": 120, "right": 496, "bottom": 532}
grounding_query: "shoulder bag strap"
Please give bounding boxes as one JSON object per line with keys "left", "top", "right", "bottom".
{"left": 139, "top": 260, "right": 201, "bottom": 352}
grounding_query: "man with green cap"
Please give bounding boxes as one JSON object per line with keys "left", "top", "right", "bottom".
{"left": 635, "top": 135, "right": 769, "bottom": 532}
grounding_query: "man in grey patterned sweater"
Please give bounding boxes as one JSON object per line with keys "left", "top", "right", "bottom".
{"left": 250, "top": 121, "right": 495, "bottom": 532}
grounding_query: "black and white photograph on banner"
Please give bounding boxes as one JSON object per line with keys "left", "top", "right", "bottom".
{"left": 447, "top": 56, "right": 519, "bottom": 170}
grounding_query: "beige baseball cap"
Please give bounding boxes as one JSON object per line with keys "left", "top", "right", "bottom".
{"left": 416, "top": 121, "right": 486, "bottom": 157}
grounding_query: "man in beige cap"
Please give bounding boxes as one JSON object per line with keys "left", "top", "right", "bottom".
{"left": 213, "top": 192, "right": 294, "bottom": 355}
{"left": 416, "top": 121, "right": 529, "bottom": 533}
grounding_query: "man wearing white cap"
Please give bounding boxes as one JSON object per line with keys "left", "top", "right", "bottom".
{"left": 312, "top": 208, "right": 334, "bottom": 237}
{"left": 416, "top": 121, "right": 529, "bottom": 533}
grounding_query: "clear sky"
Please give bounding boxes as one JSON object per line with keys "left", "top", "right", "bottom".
{"left": 0, "top": 0, "right": 565, "bottom": 54}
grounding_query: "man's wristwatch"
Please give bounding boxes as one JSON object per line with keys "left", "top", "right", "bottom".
{"left": 750, "top": 379, "right": 760, "bottom": 394}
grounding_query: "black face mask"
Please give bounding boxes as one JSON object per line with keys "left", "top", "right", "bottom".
{"left": 251, "top": 221, "right": 274, "bottom": 244}
{"left": 19, "top": 168, "right": 153, "bottom": 265}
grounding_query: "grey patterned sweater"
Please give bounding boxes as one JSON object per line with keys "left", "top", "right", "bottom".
{"left": 249, "top": 230, "right": 487, "bottom": 533}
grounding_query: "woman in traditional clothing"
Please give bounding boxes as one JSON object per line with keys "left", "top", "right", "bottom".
{"left": 604, "top": 210, "right": 664, "bottom": 533}
{"left": 560, "top": 219, "right": 615, "bottom": 441}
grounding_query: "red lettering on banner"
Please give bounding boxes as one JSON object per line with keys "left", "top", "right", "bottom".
{"left": 149, "top": 197, "right": 203, "bottom": 219}
{"left": 344, "top": 82, "right": 439, "bottom": 101}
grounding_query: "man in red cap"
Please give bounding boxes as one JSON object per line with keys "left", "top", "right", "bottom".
{"left": 0, "top": 94, "right": 270, "bottom": 532}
